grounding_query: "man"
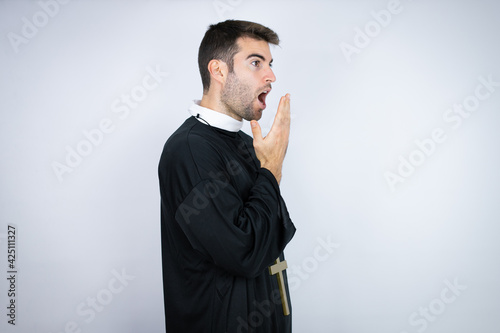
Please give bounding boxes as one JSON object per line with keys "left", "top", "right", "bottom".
{"left": 158, "top": 20, "right": 296, "bottom": 332}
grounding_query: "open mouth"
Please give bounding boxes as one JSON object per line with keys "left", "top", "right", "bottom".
{"left": 257, "top": 89, "right": 271, "bottom": 109}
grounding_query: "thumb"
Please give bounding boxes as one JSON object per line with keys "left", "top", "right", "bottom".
{"left": 251, "top": 120, "right": 263, "bottom": 141}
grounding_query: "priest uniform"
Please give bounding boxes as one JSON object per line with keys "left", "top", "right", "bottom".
{"left": 158, "top": 100, "right": 296, "bottom": 332}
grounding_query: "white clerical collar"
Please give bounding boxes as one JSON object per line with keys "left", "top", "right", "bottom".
{"left": 188, "top": 100, "right": 243, "bottom": 132}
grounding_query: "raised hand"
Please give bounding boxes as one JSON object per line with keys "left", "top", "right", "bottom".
{"left": 251, "top": 94, "right": 291, "bottom": 184}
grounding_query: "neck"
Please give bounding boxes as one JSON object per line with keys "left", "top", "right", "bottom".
{"left": 200, "top": 92, "right": 242, "bottom": 121}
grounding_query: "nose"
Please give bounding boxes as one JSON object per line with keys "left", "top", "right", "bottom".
{"left": 265, "top": 67, "right": 276, "bottom": 83}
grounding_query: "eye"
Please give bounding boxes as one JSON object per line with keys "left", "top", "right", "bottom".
{"left": 251, "top": 60, "right": 261, "bottom": 67}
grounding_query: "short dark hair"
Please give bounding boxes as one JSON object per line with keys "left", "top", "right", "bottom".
{"left": 198, "top": 20, "right": 280, "bottom": 93}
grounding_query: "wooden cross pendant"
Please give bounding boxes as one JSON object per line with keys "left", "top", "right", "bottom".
{"left": 269, "top": 257, "right": 290, "bottom": 316}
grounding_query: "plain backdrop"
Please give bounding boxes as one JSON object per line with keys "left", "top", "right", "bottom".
{"left": 1, "top": 0, "right": 500, "bottom": 332}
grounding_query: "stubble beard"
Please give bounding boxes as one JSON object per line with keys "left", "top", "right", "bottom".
{"left": 221, "top": 72, "right": 262, "bottom": 121}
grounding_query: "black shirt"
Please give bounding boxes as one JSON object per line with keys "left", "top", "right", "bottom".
{"left": 158, "top": 116, "right": 296, "bottom": 332}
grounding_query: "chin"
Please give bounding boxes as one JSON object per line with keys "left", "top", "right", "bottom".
{"left": 249, "top": 109, "right": 263, "bottom": 121}
{"left": 242, "top": 107, "right": 263, "bottom": 121}
{"left": 254, "top": 111, "right": 264, "bottom": 121}
{"left": 252, "top": 103, "right": 264, "bottom": 120}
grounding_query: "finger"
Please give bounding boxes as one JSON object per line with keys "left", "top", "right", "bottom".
{"left": 282, "top": 94, "right": 291, "bottom": 122}
{"left": 250, "top": 120, "right": 263, "bottom": 141}
{"left": 274, "top": 94, "right": 291, "bottom": 130}
{"left": 270, "top": 95, "right": 288, "bottom": 129}
{"left": 280, "top": 94, "right": 291, "bottom": 115}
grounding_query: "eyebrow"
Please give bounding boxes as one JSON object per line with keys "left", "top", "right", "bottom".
{"left": 246, "top": 53, "right": 273, "bottom": 64}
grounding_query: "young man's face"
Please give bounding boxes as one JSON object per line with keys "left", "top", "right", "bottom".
{"left": 221, "top": 37, "right": 276, "bottom": 121}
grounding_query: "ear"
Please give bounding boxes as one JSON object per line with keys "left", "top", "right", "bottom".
{"left": 207, "top": 59, "right": 228, "bottom": 87}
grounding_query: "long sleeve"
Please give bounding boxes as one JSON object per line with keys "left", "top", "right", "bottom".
{"left": 175, "top": 168, "right": 294, "bottom": 277}
{"left": 159, "top": 121, "right": 295, "bottom": 278}
{"left": 159, "top": 117, "right": 295, "bottom": 332}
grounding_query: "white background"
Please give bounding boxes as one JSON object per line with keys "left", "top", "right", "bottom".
{"left": 1, "top": 0, "right": 500, "bottom": 332}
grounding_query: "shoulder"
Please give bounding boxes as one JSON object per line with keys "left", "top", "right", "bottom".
{"left": 162, "top": 117, "right": 215, "bottom": 153}
{"left": 159, "top": 117, "right": 226, "bottom": 177}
